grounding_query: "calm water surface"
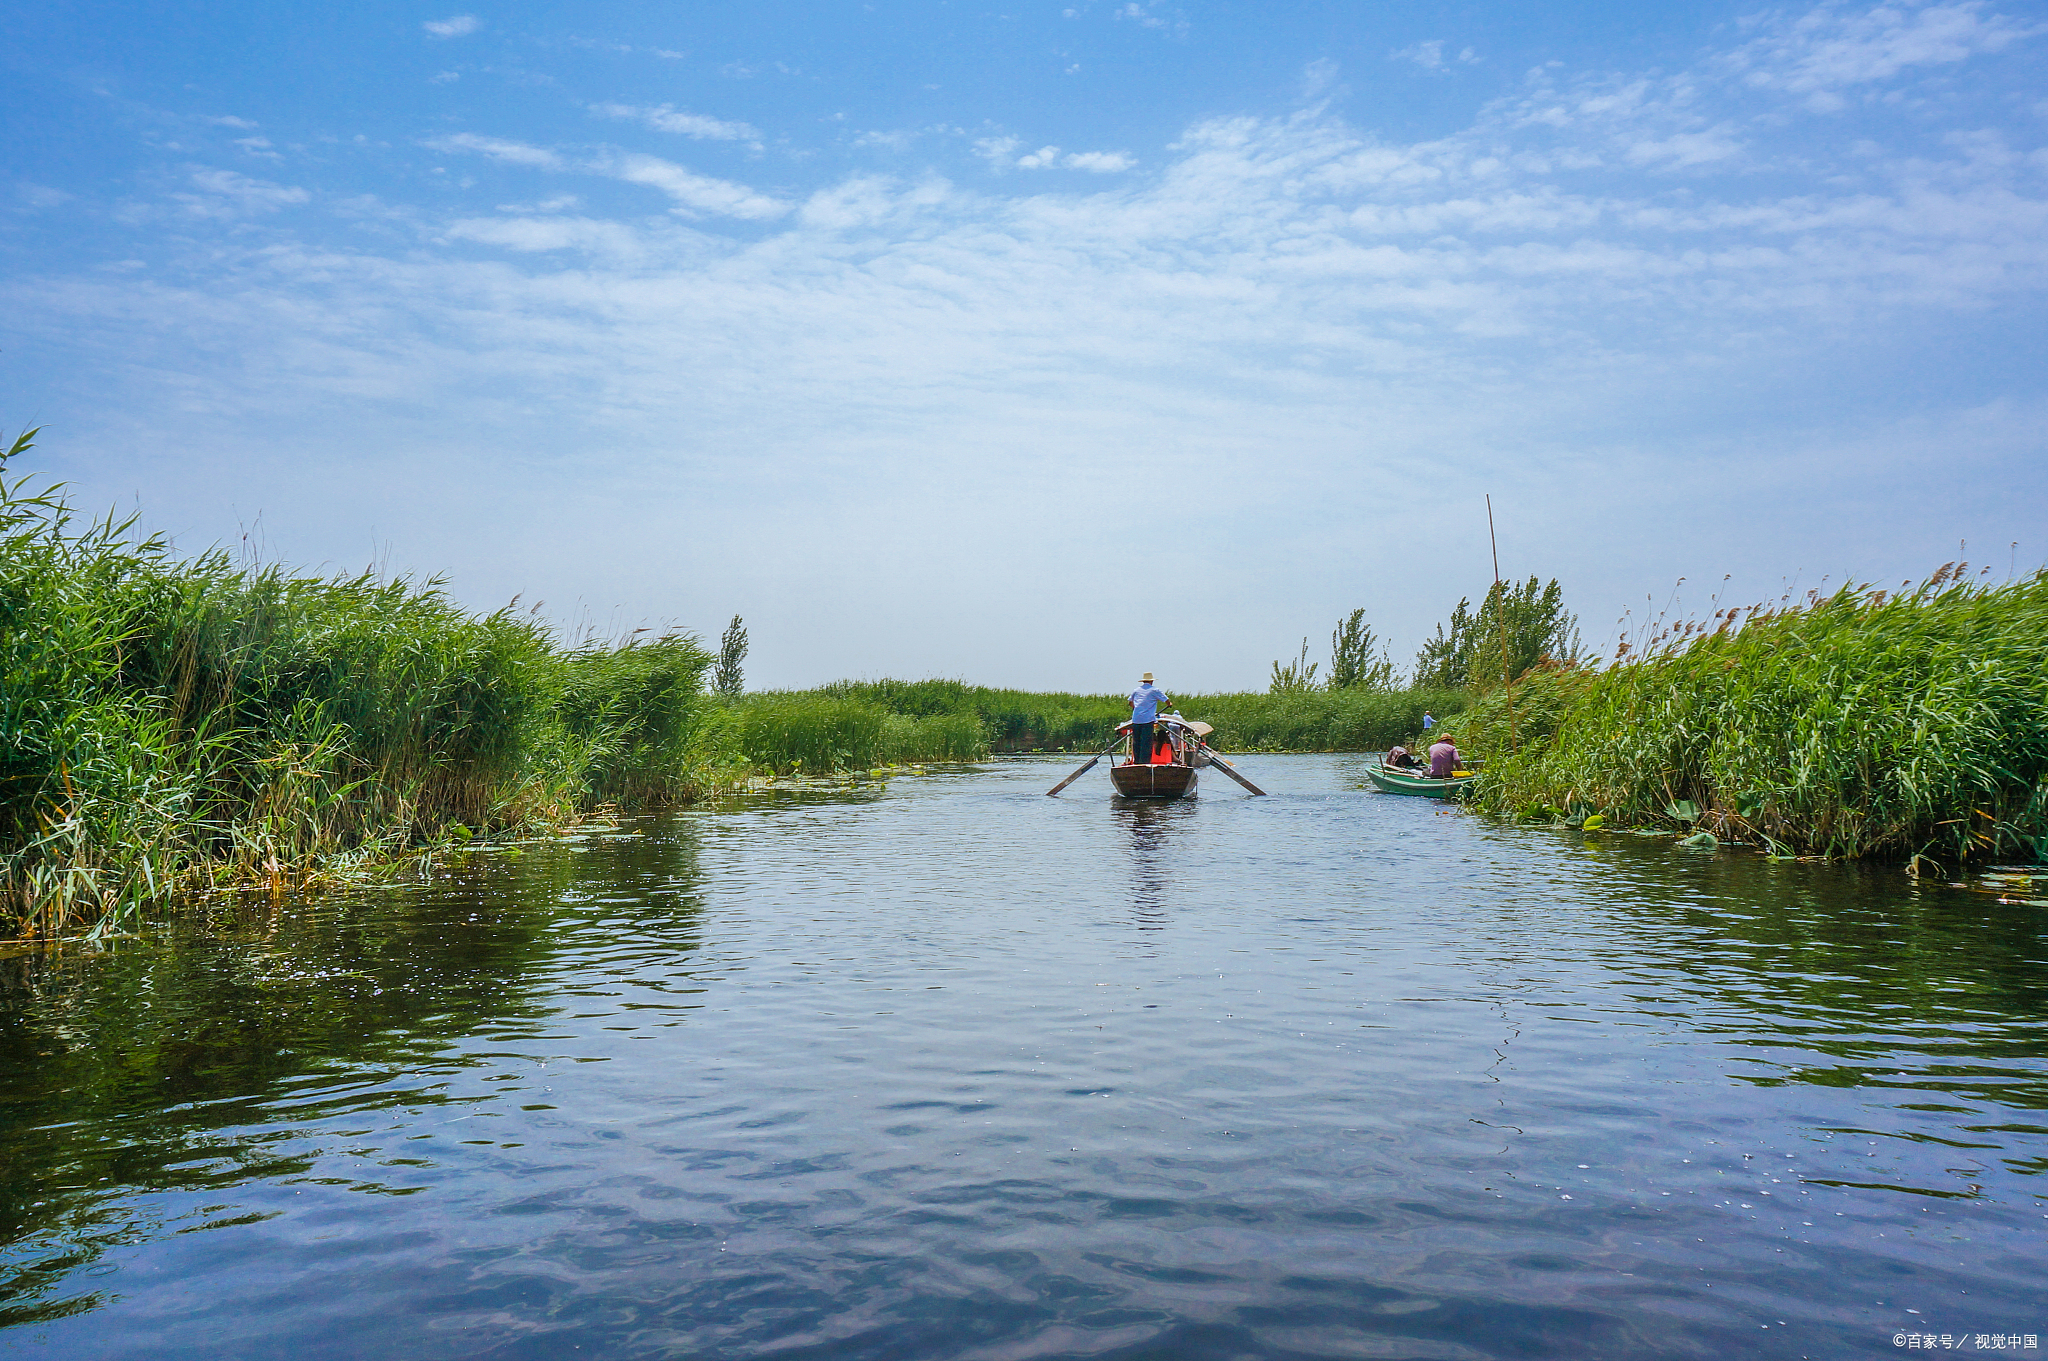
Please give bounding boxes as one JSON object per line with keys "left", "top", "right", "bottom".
{"left": 2, "top": 755, "right": 2045, "bottom": 1359}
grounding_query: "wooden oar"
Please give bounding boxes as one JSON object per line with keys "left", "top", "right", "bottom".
{"left": 1045, "top": 735, "right": 1126, "bottom": 796}
{"left": 1196, "top": 744, "right": 1267, "bottom": 796}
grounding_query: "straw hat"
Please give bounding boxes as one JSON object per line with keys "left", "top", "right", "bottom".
{"left": 1141, "top": 672, "right": 1154, "bottom": 682}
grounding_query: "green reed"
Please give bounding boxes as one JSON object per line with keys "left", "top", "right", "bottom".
{"left": 0, "top": 436, "right": 737, "bottom": 937}
{"left": 737, "top": 694, "right": 992, "bottom": 772}
{"left": 1459, "top": 570, "right": 2048, "bottom": 867}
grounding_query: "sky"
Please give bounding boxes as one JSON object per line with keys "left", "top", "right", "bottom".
{"left": 2, "top": 0, "right": 2045, "bottom": 692}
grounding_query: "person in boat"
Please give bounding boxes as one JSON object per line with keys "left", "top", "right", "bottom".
{"left": 1386, "top": 745, "right": 1422, "bottom": 770}
{"left": 1127, "top": 672, "right": 1172, "bottom": 764}
{"left": 1151, "top": 726, "right": 1178, "bottom": 764}
{"left": 1427, "top": 735, "right": 1462, "bottom": 779}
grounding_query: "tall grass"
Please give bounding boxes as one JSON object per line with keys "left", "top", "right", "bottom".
{"left": 0, "top": 436, "right": 735, "bottom": 937}
{"left": 738, "top": 693, "right": 990, "bottom": 772}
{"left": 1459, "top": 570, "right": 2048, "bottom": 867}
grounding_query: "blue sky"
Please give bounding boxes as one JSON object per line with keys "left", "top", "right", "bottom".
{"left": 3, "top": 1, "right": 2045, "bottom": 690}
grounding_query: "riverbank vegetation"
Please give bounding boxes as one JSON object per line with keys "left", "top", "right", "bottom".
{"left": 1458, "top": 568, "right": 2048, "bottom": 869}
{"left": 1, "top": 431, "right": 749, "bottom": 936}
{"left": 15, "top": 413, "right": 2029, "bottom": 938}
{"left": 0, "top": 418, "right": 1473, "bottom": 938}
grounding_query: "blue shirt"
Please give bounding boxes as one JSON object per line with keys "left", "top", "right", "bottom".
{"left": 1128, "top": 683, "right": 1168, "bottom": 724}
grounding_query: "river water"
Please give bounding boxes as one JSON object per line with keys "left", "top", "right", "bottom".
{"left": 2, "top": 755, "right": 2044, "bottom": 1360}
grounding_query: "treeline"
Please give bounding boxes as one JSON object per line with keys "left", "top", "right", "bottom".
{"left": 1458, "top": 568, "right": 2048, "bottom": 870}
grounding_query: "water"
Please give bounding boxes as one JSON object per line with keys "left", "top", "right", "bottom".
{"left": 2, "top": 755, "right": 2044, "bottom": 1359}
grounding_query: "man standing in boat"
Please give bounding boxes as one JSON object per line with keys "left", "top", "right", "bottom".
{"left": 1127, "top": 672, "right": 1174, "bottom": 765}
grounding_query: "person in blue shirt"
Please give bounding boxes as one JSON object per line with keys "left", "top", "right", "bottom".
{"left": 1127, "top": 672, "right": 1173, "bottom": 764}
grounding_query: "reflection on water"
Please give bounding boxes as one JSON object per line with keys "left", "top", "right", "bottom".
{"left": 1115, "top": 800, "right": 1194, "bottom": 933}
{"left": 0, "top": 757, "right": 2043, "bottom": 1360}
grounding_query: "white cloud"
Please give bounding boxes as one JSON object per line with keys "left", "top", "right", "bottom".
{"left": 595, "top": 151, "right": 790, "bottom": 219}
{"left": 851, "top": 129, "right": 918, "bottom": 151}
{"left": 16, "top": 183, "right": 73, "bottom": 210}
{"left": 423, "top": 14, "right": 480, "bottom": 39}
{"left": 427, "top": 133, "right": 788, "bottom": 218}
{"left": 445, "top": 216, "right": 643, "bottom": 256}
{"left": 1062, "top": 151, "right": 1135, "bottom": 172}
{"left": 974, "top": 136, "right": 1021, "bottom": 166}
{"left": 1394, "top": 40, "right": 1447, "bottom": 71}
{"left": 205, "top": 115, "right": 259, "bottom": 130}
{"left": 174, "top": 169, "right": 309, "bottom": 218}
{"left": 1727, "top": 0, "right": 2035, "bottom": 101}
{"left": 425, "top": 133, "right": 564, "bottom": 168}
{"left": 493, "top": 194, "right": 582, "bottom": 213}
{"left": 1113, "top": 2, "right": 1183, "bottom": 34}
{"left": 1015, "top": 145, "right": 1062, "bottom": 168}
{"left": 589, "top": 103, "right": 762, "bottom": 145}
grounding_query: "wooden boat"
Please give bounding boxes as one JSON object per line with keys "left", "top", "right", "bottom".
{"left": 1110, "top": 760, "right": 1197, "bottom": 800}
{"left": 1364, "top": 761, "right": 1479, "bottom": 799}
{"left": 1108, "top": 717, "right": 1204, "bottom": 800}
{"left": 1045, "top": 718, "right": 1266, "bottom": 799}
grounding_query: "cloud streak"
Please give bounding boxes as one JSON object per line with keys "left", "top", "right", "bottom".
{"left": 427, "top": 134, "right": 789, "bottom": 218}
{"left": 589, "top": 103, "right": 763, "bottom": 146}
{"left": 423, "top": 15, "right": 480, "bottom": 39}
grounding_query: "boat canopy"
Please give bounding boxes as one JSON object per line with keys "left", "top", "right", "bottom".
{"left": 1115, "top": 716, "right": 1213, "bottom": 737}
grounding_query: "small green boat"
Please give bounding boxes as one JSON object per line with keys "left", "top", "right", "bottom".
{"left": 1364, "top": 762, "right": 1479, "bottom": 799}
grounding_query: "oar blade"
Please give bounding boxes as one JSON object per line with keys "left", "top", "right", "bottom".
{"left": 1199, "top": 746, "right": 1267, "bottom": 796}
{"left": 1046, "top": 755, "right": 1101, "bottom": 796}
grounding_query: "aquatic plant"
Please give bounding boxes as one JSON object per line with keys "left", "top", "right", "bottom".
{"left": 0, "top": 433, "right": 739, "bottom": 937}
{"left": 1461, "top": 569, "right": 2048, "bottom": 866}
{"left": 738, "top": 693, "right": 991, "bottom": 772}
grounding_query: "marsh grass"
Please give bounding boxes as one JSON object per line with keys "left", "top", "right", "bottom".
{"left": 1461, "top": 568, "right": 2048, "bottom": 867}
{"left": 0, "top": 437, "right": 734, "bottom": 937}
{"left": 737, "top": 694, "right": 990, "bottom": 772}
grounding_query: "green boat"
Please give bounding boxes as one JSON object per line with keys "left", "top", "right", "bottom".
{"left": 1364, "top": 762, "right": 1479, "bottom": 799}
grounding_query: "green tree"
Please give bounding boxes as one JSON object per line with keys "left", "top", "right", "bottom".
{"left": 1328, "top": 608, "right": 1396, "bottom": 691}
{"left": 714, "top": 615, "right": 748, "bottom": 700}
{"left": 1411, "top": 598, "right": 1476, "bottom": 690}
{"left": 1268, "top": 638, "right": 1321, "bottom": 694}
{"left": 1413, "top": 578, "right": 1580, "bottom": 692}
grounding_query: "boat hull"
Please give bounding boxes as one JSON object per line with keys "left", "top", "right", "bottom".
{"left": 1365, "top": 764, "right": 1478, "bottom": 799}
{"left": 1110, "top": 763, "right": 1198, "bottom": 800}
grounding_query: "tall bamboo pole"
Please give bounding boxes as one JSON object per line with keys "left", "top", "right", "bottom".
{"left": 1487, "top": 495, "right": 1517, "bottom": 751}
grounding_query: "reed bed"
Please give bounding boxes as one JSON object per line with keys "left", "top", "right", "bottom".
{"left": 737, "top": 694, "right": 990, "bottom": 772}
{"left": 0, "top": 439, "right": 736, "bottom": 938}
{"left": 1459, "top": 570, "right": 2048, "bottom": 867}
